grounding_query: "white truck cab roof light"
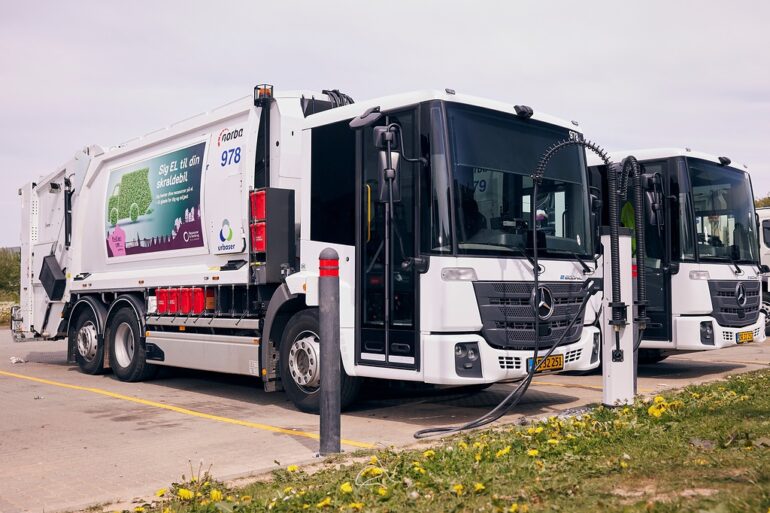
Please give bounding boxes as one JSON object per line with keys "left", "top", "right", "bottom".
{"left": 689, "top": 270, "right": 710, "bottom": 280}
{"left": 441, "top": 267, "right": 478, "bottom": 282}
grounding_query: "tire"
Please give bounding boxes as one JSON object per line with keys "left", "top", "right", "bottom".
{"left": 638, "top": 349, "right": 668, "bottom": 365}
{"left": 107, "top": 306, "right": 158, "bottom": 382}
{"left": 70, "top": 308, "right": 104, "bottom": 375}
{"left": 279, "top": 309, "right": 360, "bottom": 413}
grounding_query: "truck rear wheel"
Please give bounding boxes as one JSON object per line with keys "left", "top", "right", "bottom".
{"left": 107, "top": 306, "right": 157, "bottom": 382}
{"left": 71, "top": 308, "right": 104, "bottom": 375}
{"left": 279, "top": 309, "right": 360, "bottom": 413}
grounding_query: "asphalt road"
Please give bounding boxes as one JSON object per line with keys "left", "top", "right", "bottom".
{"left": 1, "top": 331, "right": 768, "bottom": 513}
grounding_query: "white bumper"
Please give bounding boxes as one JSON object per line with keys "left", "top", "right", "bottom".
{"left": 422, "top": 326, "right": 600, "bottom": 385}
{"left": 654, "top": 313, "right": 767, "bottom": 351}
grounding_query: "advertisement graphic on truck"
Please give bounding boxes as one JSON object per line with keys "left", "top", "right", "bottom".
{"left": 105, "top": 141, "right": 207, "bottom": 258}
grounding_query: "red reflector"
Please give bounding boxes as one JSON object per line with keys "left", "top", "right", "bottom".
{"left": 156, "top": 289, "right": 168, "bottom": 314}
{"left": 251, "top": 222, "right": 266, "bottom": 252}
{"left": 250, "top": 190, "right": 266, "bottom": 220}
{"left": 632, "top": 264, "right": 638, "bottom": 278}
{"left": 192, "top": 287, "right": 205, "bottom": 314}
{"left": 179, "top": 288, "right": 192, "bottom": 314}
{"left": 167, "top": 288, "right": 179, "bottom": 314}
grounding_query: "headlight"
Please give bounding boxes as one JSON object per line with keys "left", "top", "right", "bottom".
{"left": 441, "top": 267, "right": 478, "bottom": 281}
{"left": 689, "top": 270, "right": 710, "bottom": 280}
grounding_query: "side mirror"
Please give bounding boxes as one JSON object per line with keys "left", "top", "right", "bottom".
{"left": 760, "top": 264, "right": 770, "bottom": 274}
{"left": 349, "top": 106, "right": 383, "bottom": 129}
{"left": 377, "top": 151, "right": 401, "bottom": 203}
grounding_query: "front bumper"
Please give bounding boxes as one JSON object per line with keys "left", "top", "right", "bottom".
{"left": 422, "top": 326, "right": 600, "bottom": 385}
{"left": 654, "top": 313, "right": 767, "bottom": 351}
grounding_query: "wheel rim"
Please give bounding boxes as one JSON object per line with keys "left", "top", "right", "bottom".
{"left": 114, "top": 322, "right": 135, "bottom": 368}
{"left": 288, "top": 330, "right": 321, "bottom": 393}
{"left": 76, "top": 321, "right": 98, "bottom": 362}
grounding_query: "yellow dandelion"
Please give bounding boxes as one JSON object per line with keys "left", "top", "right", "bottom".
{"left": 452, "top": 483, "right": 464, "bottom": 496}
{"left": 458, "top": 441, "right": 469, "bottom": 450}
{"left": 647, "top": 404, "right": 665, "bottom": 418}
{"left": 241, "top": 495, "right": 253, "bottom": 503}
{"left": 287, "top": 464, "right": 299, "bottom": 472}
{"left": 547, "top": 439, "right": 559, "bottom": 445}
{"left": 226, "top": 495, "right": 235, "bottom": 501}
{"left": 210, "top": 489, "right": 223, "bottom": 501}
{"left": 653, "top": 395, "right": 665, "bottom": 404}
{"left": 155, "top": 488, "right": 167, "bottom": 497}
{"left": 316, "top": 496, "right": 332, "bottom": 508}
{"left": 422, "top": 449, "right": 436, "bottom": 458}
{"left": 177, "top": 488, "right": 194, "bottom": 500}
{"left": 496, "top": 445, "right": 511, "bottom": 458}
{"left": 349, "top": 503, "right": 365, "bottom": 511}
{"left": 302, "top": 504, "right": 310, "bottom": 509}
{"left": 566, "top": 433, "right": 576, "bottom": 440}
{"left": 162, "top": 508, "right": 171, "bottom": 513}
{"left": 134, "top": 508, "right": 145, "bottom": 513}
{"left": 377, "top": 486, "right": 388, "bottom": 496}
{"left": 534, "top": 426, "right": 544, "bottom": 434}
{"left": 474, "top": 452, "right": 482, "bottom": 462}
{"left": 474, "top": 482, "right": 486, "bottom": 493}
{"left": 620, "top": 461, "right": 629, "bottom": 469}
{"left": 363, "top": 466, "right": 384, "bottom": 477}
{"left": 509, "top": 505, "right": 519, "bottom": 513}
{"left": 369, "top": 455, "right": 379, "bottom": 464}
{"left": 340, "top": 482, "right": 354, "bottom": 494}
{"left": 527, "top": 449, "right": 539, "bottom": 457}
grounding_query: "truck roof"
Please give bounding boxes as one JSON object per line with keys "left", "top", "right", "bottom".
{"left": 298, "top": 89, "right": 581, "bottom": 132}
{"left": 586, "top": 147, "right": 749, "bottom": 172}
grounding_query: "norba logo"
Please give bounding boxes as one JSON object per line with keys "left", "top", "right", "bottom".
{"left": 218, "top": 219, "right": 236, "bottom": 251}
{"left": 218, "top": 127, "right": 244, "bottom": 146}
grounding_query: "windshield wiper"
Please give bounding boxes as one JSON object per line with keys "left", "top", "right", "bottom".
{"left": 542, "top": 248, "right": 594, "bottom": 274}
{"left": 507, "top": 246, "right": 537, "bottom": 272}
{"left": 702, "top": 255, "right": 742, "bottom": 275}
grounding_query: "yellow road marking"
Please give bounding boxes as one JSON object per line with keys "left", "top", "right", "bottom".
{"left": 0, "top": 370, "right": 374, "bottom": 449}
{"left": 533, "top": 380, "right": 654, "bottom": 394}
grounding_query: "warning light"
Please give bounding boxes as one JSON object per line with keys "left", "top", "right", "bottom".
{"left": 254, "top": 84, "right": 274, "bottom": 102}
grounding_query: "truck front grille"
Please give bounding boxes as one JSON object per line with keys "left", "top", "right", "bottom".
{"left": 473, "top": 281, "right": 588, "bottom": 350}
{"left": 707, "top": 280, "right": 761, "bottom": 328}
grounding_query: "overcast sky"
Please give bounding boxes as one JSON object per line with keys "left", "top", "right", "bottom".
{"left": 1, "top": 1, "right": 768, "bottom": 246}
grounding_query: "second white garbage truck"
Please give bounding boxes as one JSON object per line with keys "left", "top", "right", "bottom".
{"left": 589, "top": 148, "right": 766, "bottom": 362}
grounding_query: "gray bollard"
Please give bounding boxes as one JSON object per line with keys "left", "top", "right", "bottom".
{"left": 319, "top": 248, "right": 341, "bottom": 455}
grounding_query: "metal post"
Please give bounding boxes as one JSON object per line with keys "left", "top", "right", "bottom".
{"left": 319, "top": 248, "right": 341, "bottom": 455}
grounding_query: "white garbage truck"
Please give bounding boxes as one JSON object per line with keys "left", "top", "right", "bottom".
{"left": 589, "top": 149, "right": 766, "bottom": 363}
{"left": 13, "top": 85, "right": 602, "bottom": 411}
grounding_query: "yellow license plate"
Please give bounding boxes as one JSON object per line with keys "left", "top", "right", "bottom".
{"left": 736, "top": 331, "right": 754, "bottom": 344}
{"left": 527, "top": 354, "right": 565, "bottom": 373}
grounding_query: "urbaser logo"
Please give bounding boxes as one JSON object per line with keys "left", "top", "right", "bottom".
{"left": 218, "top": 127, "right": 244, "bottom": 147}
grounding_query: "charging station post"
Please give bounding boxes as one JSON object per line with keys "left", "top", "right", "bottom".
{"left": 601, "top": 227, "right": 636, "bottom": 406}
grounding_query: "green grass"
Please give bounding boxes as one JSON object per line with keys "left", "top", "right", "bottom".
{"left": 131, "top": 371, "right": 770, "bottom": 513}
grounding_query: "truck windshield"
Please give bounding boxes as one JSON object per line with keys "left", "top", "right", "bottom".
{"left": 688, "top": 158, "right": 758, "bottom": 263}
{"left": 445, "top": 104, "right": 592, "bottom": 258}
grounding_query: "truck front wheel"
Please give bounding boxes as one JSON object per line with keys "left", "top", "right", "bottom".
{"left": 279, "top": 309, "right": 360, "bottom": 413}
{"left": 71, "top": 308, "right": 104, "bottom": 375}
{"left": 107, "top": 306, "right": 157, "bottom": 382}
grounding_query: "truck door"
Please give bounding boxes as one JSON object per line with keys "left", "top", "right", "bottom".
{"left": 640, "top": 159, "right": 674, "bottom": 341}
{"left": 356, "top": 109, "right": 420, "bottom": 370}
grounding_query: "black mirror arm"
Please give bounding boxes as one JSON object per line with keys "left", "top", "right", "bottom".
{"left": 388, "top": 123, "right": 428, "bottom": 166}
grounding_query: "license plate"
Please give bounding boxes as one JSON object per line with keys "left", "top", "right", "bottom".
{"left": 527, "top": 354, "right": 565, "bottom": 373}
{"left": 736, "top": 331, "right": 754, "bottom": 344}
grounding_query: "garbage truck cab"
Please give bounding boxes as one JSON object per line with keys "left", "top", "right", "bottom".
{"left": 15, "top": 86, "right": 601, "bottom": 412}
{"left": 589, "top": 148, "right": 766, "bottom": 363}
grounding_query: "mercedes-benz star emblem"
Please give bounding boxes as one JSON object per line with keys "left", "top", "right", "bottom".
{"left": 531, "top": 286, "right": 555, "bottom": 321}
{"left": 735, "top": 283, "right": 747, "bottom": 307}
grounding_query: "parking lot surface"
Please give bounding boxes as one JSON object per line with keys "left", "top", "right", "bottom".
{"left": 1, "top": 331, "right": 768, "bottom": 513}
